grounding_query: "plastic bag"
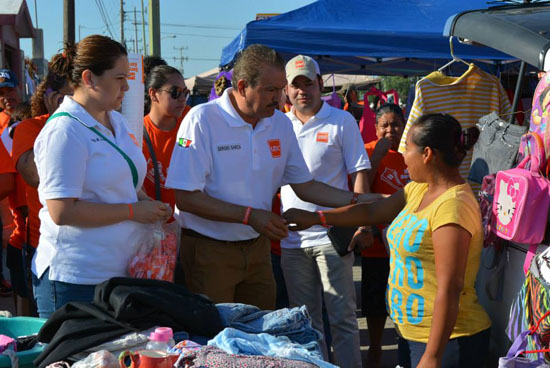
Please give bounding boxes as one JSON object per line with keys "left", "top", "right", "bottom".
{"left": 72, "top": 350, "right": 118, "bottom": 368}
{"left": 128, "top": 221, "right": 179, "bottom": 281}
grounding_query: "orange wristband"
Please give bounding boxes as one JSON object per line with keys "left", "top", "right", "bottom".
{"left": 350, "top": 193, "right": 360, "bottom": 205}
{"left": 317, "top": 210, "right": 330, "bottom": 228}
{"left": 243, "top": 206, "right": 252, "bottom": 225}
{"left": 128, "top": 203, "right": 134, "bottom": 220}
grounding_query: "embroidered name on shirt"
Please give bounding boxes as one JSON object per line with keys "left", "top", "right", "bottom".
{"left": 268, "top": 139, "right": 281, "bottom": 158}
{"left": 316, "top": 132, "right": 329, "bottom": 143}
{"left": 178, "top": 138, "right": 192, "bottom": 148}
{"left": 91, "top": 137, "right": 105, "bottom": 142}
{"left": 217, "top": 144, "right": 242, "bottom": 152}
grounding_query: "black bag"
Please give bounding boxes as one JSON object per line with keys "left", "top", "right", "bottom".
{"left": 327, "top": 226, "right": 358, "bottom": 257}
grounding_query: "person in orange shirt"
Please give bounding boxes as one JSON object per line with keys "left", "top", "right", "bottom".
{"left": 11, "top": 53, "right": 72, "bottom": 312}
{"left": 142, "top": 65, "right": 190, "bottom": 212}
{"left": 361, "top": 103, "right": 409, "bottom": 366}
{"left": 1, "top": 103, "right": 32, "bottom": 302}
{"left": 0, "top": 69, "right": 21, "bottom": 133}
{"left": 0, "top": 139, "right": 16, "bottom": 295}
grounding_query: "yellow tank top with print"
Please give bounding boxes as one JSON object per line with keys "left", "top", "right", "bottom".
{"left": 386, "top": 181, "right": 491, "bottom": 342}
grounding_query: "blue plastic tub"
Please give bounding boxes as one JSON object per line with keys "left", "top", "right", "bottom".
{"left": 0, "top": 317, "right": 46, "bottom": 368}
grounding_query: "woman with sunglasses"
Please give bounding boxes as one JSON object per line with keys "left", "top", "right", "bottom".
{"left": 32, "top": 35, "right": 172, "bottom": 318}
{"left": 143, "top": 65, "right": 190, "bottom": 214}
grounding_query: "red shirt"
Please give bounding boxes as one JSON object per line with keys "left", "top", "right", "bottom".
{"left": 362, "top": 139, "right": 409, "bottom": 258}
{"left": 12, "top": 114, "right": 49, "bottom": 247}
{"left": 0, "top": 111, "right": 10, "bottom": 134}
{"left": 141, "top": 106, "right": 190, "bottom": 213}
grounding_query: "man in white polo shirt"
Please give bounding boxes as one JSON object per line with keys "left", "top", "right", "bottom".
{"left": 281, "top": 55, "right": 370, "bottom": 368}
{"left": 165, "top": 45, "right": 376, "bottom": 311}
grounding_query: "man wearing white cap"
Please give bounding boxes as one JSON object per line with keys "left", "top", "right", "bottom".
{"left": 281, "top": 55, "right": 370, "bottom": 368}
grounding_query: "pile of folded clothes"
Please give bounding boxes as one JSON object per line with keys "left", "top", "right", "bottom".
{"left": 38, "top": 278, "right": 335, "bottom": 368}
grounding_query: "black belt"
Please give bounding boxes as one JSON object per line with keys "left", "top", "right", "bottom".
{"left": 182, "top": 228, "right": 260, "bottom": 246}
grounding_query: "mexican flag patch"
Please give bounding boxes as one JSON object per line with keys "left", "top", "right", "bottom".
{"left": 178, "top": 138, "right": 192, "bottom": 148}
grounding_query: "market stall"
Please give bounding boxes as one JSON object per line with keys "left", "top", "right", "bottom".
{"left": 445, "top": 1, "right": 550, "bottom": 362}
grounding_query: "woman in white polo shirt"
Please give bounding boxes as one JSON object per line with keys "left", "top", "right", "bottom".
{"left": 32, "top": 35, "right": 171, "bottom": 318}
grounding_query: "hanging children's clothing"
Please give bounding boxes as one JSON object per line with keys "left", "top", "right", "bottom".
{"left": 398, "top": 64, "right": 512, "bottom": 184}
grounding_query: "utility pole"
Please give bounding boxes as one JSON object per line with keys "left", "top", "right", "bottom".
{"left": 33, "top": 0, "right": 38, "bottom": 27}
{"left": 120, "top": 0, "right": 125, "bottom": 47}
{"left": 134, "top": 7, "right": 138, "bottom": 53}
{"left": 141, "top": 0, "right": 147, "bottom": 55}
{"left": 63, "top": 0, "right": 75, "bottom": 44}
{"left": 173, "top": 46, "right": 188, "bottom": 75}
{"left": 148, "top": 0, "right": 160, "bottom": 56}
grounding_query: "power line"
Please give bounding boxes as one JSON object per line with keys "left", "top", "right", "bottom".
{"left": 186, "top": 58, "right": 220, "bottom": 61}
{"left": 161, "top": 32, "right": 233, "bottom": 39}
{"left": 95, "top": 0, "right": 115, "bottom": 38}
{"left": 162, "top": 23, "right": 241, "bottom": 30}
{"left": 95, "top": 0, "right": 114, "bottom": 37}
{"left": 100, "top": 0, "right": 116, "bottom": 33}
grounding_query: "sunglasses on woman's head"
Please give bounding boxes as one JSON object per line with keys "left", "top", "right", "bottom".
{"left": 158, "top": 86, "right": 189, "bottom": 100}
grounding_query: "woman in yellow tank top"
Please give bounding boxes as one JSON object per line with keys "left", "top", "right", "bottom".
{"left": 284, "top": 113, "right": 491, "bottom": 368}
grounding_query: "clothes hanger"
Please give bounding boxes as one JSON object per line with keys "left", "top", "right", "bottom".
{"left": 438, "top": 36, "right": 470, "bottom": 72}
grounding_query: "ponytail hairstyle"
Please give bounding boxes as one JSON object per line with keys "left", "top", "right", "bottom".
{"left": 375, "top": 103, "right": 404, "bottom": 125}
{"left": 31, "top": 53, "right": 71, "bottom": 117}
{"left": 56, "top": 35, "right": 127, "bottom": 88}
{"left": 144, "top": 65, "right": 182, "bottom": 115}
{"left": 411, "top": 113, "right": 479, "bottom": 167}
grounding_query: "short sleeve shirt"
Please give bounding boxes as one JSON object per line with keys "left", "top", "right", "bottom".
{"left": 280, "top": 103, "right": 370, "bottom": 249}
{"left": 386, "top": 181, "right": 491, "bottom": 342}
{"left": 165, "top": 88, "right": 312, "bottom": 241}
{"left": 0, "top": 139, "right": 15, "bottom": 174}
{"left": 362, "top": 140, "right": 409, "bottom": 258}
{"left": 33, "top": 97, "right": 147, "bottom": 284}
{"left": 142, "top": 114, "right": 183, "bottom": 211}
{"left": 12, "top": 114, "right": 49, "bottom": 247}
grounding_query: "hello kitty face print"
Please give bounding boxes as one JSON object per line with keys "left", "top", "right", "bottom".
{"left": 496, "top": 180, "right": 517, "bottom": 226}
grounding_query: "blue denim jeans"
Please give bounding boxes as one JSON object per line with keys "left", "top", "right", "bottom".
{"left": 398, "top": 328, "right": 490, "bottom": 368}
{"left": 32, "top": 268, "right": 96, "bottom": 319}
{"left": 216, "top": 303, "right": 322, "bottom": 346}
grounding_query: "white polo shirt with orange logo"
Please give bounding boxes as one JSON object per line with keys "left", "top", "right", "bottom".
{"left": 165, "top": 88, "right": 312, "bottom": 241}
{"left": 33, "top": 97, "right": 147, "bottom": 284}
{"left": 281, "top": 102, "right": 370, "bottom": 249}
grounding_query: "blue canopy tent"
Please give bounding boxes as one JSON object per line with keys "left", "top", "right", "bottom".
{"left": 220, "top": 0, "right": 516, "bottom": 76}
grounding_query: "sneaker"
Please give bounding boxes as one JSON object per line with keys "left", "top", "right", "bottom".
{"left": 0, "top": 279, "right": 13, "bottom": 296}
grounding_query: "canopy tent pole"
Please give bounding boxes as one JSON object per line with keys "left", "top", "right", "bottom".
{"left": 509, "top": 60, "right": 526, "bottom": 124}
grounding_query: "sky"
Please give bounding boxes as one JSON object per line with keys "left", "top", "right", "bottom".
{"left": 20, "top": 0, "right": 315, "bottom": 78}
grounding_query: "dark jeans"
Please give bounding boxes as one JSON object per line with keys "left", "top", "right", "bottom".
{"left": 7, "top": 243, "right": 35, "bottom": 299}
{"left": 398, "top": 328, "right": 490, "bottom": 368}
{"left": 32, "top": 268, "right": 96, "bottom": 319}
{"left": 271, "top": 252, "right": 289, "bottom": 309}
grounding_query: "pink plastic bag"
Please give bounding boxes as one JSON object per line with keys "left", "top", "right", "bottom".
{"left": 128, "top": 222, "right": 179, "bottom": 282}
{"left": 0, "top": 335, "right": 15, "bottom": 353}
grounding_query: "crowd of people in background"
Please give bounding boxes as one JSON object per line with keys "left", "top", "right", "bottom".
{"left": 0, "top": 34, "right": 492, "bottom": 368}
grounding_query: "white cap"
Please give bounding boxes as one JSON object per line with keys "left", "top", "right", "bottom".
{"left": 285, "top": 55, "right": 320, "bottom": 84}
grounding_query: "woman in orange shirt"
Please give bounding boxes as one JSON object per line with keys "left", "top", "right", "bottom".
{"left": 142, "top": 65, "right": 190, "bottom": 212}
{"left": 11, "top": 53, "right": 73, "bottom": 313}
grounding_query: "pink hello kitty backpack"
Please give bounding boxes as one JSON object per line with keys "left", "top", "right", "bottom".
{"left": 493, "top": 134, "right": 550, "bottom": 245}
{"left": 530, "top": 72, "right": 550, "bottom": 159}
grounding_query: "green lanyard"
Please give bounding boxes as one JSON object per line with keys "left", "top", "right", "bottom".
{"left": 47, "top": 112, "right": 139, "bottom": 188}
